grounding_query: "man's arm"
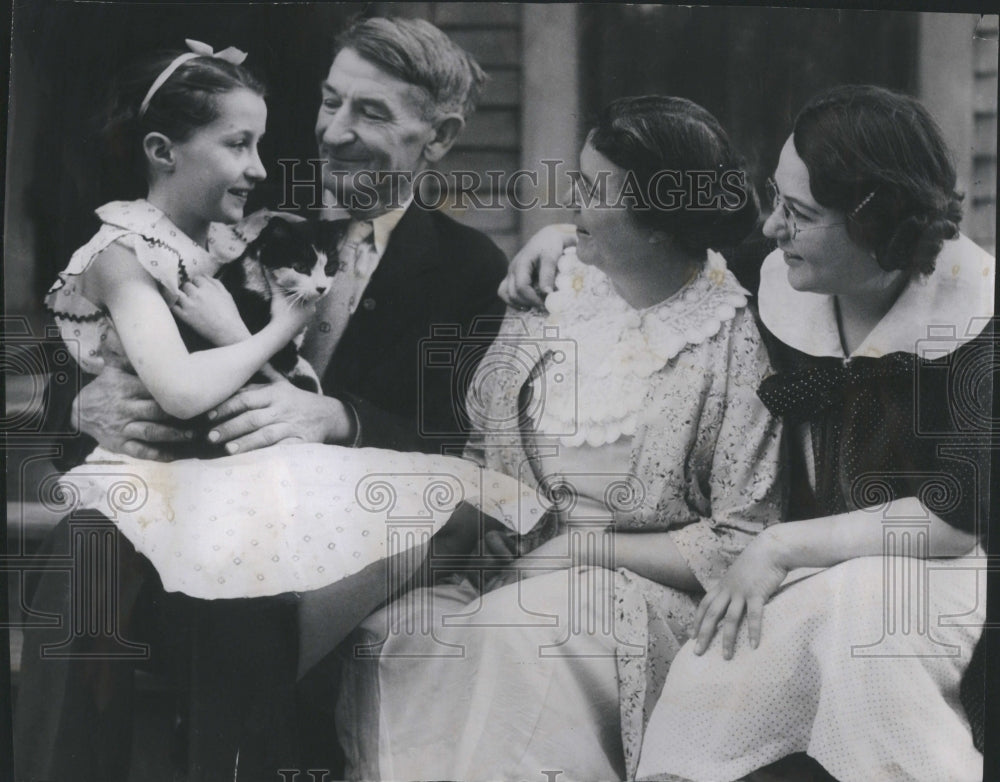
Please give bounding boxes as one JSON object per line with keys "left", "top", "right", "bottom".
{"left": 204, "top": 274, "right": 505, "bottom": 455}
{"left": 47, "top": 366, "right": 195, "bottom": 469}
{"left": 498, "top": 224, "right": 576, "bottom": 308}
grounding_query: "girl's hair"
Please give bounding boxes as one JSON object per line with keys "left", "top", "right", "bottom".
{"left": 587, "top": 95, "right": 760, "bottom": 257}
{"left": 102, "top": 49, "right": 266, "bottom": 193}
{"left": 793, "top": 84, "right": 963, "bottom": 276}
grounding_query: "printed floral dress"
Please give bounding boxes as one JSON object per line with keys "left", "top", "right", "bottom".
{"left": 336, "top": 249, "right": 785, "bottom": 781}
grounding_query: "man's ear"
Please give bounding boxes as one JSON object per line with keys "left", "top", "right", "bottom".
{"left": 142, "top": 132, "right": 176, "bottom": 174}
{"left": 422, "top": 113, "right": 465, "bottom": 163}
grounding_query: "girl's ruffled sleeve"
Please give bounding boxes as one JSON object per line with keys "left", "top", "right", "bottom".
{"left": 44, "top": 224, "right": 133, "bottom": 375}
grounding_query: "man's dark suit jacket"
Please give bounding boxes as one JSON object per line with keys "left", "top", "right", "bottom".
{"left": 321, "top": 204, "right": 508, "bottom": 455}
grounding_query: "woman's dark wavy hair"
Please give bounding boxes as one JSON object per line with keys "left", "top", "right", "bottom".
{"left": 793, "top": 85, "right": 963, "bottom": 276}
{"left": 587, "top": 95, "right": 760, "bottom": 258}
{"left": 101, "top": 49, "right": 266, "bottom": 197}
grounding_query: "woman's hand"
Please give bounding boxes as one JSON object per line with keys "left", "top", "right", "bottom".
{"left": 171, "top": 276, "right": 251, "bottom": 346}
{"left": 692, "top": 529, "right": 790, "bottom": 660}
{"left": 499, "top": 224, "right": 577, "bottom": 310}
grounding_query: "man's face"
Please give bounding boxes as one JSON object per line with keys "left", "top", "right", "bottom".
{"left": 316, "top": 48, "right": 438, "bottom": 213}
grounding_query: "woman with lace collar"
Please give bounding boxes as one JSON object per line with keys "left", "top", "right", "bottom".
{"left": 636, "top": 86, "right": 991, "bottom": 782}
{"left": 336, "top": 96, "right": 785, "bottom": 781}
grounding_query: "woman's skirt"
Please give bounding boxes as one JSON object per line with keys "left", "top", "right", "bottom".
{"left": 636, "top": 552, "right": 985, "bottom": 782}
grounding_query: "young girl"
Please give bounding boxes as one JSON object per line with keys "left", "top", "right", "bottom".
{"left": 45, "top": 41, "right": 546, "bottom": 601}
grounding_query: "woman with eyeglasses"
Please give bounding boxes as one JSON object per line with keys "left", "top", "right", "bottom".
{"left": 504, "top": 84, "right": 992, "bottom": 781}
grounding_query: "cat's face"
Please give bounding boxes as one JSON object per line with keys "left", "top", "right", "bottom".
{"left": 253, "top": 218, "right": 332, "bottom": 303}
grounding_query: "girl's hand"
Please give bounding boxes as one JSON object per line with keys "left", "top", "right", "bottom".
{"left": 692, "top": 530, "right": 790, "bottom": 660}
{"left": 268, "top": 286, "right": 316, "bottom": 335}
{"left": 171, "top": 276, "right": 251, "bottom": 346}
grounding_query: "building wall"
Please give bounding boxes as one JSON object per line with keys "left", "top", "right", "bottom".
{"left": 378, "top": 3, "right": 582, "bottom": 252}
{"left": 918, "top": 13, "right": 997, "bottom": 255}
{"left": 378, "top": 2, "right": 527, "bottom": 258}
{"left": 971, "top": 16, "right": 998, "bottom": 254}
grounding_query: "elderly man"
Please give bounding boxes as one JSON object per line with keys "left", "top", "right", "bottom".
{"left": 16, "top": 17, "right": 507, "bottom": 782}
{"left": 204, "top": 17, "right": 507, "bottom": 456}
{"left": 53, "top": 17, "right": 506, "bottom": 462}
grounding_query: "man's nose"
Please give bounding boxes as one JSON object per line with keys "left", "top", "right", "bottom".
{"left": 318, "top": 105, "right": 355, "bottom": 146}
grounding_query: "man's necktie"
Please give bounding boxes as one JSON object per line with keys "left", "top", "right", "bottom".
{"left": 301, "top": 219, "right": 377, "bottom": 380}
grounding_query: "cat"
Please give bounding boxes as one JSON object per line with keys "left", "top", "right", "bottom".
{"left": 215, "top": 215, "right": 332, "bottom": 392}
{"left": 176, "top": 214, "right": 332, "bottom": 396}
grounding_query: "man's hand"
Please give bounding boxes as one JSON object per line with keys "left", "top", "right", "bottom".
{"left": 75, "top": 366, "right": 193, "bottom": 461}
{"left": 206, "top": 380, "right": 356, "bottom": 453}
{"left": 498, "top": 224, "right": 577, "bottom": 310}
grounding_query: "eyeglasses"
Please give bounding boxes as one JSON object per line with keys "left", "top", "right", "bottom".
{"left": 765, "top": 179, "right": 843, "bottom": 240}
{"left": 765, "top": 179, "right": 876, "bottom": 241}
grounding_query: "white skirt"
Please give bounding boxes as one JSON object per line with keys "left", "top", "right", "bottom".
{"left": 55, "top": 443, "right": 548, "bottom": 599}
{"left": 636, "top": 552, "right": 985, "bottom": 782}
{"left": 339, "top": 567, "right": 630, "bottom": 782}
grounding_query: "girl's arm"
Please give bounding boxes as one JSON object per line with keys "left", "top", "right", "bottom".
{"left": 692, "top": 498, "right": 978, "bottom": 659}
{"left": 171, "top": 276, "right": 295, "bottom": 385}
{"left": 84, "top": 243, "right": 311, "bottom": 420}
{"left": 170, "top": 275, "right": 252, "bottom": 346}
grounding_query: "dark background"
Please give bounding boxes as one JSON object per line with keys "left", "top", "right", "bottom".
{"left": 12, "top": 1, "right": 919, "bottom": 304}
{"left": 580, "top": 5, "right": 917, "bottom": 185}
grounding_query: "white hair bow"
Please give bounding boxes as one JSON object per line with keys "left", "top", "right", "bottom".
{"left": 139, "top": 39, "right": 249, "bottom": 117}
{"left": 183, "top": 38, "right": 248, "bottom": 65}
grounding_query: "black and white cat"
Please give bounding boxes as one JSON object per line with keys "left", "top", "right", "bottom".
{"left": 180, "top": 214, "right": 333, "bottom": 393}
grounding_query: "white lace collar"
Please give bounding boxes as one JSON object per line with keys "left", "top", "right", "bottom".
{"left": 759, "top": 234, "right": 994, "bottom": 360}
{"left": 531, "top": 249, "right": 749, "bottom": 447}
{"left": 543, "top": 248, "right": 749, "bottom": 362}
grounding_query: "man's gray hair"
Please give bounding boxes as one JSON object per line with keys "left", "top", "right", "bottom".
{"left": 335, "top": 16, "right": 487, "bottom": 120}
